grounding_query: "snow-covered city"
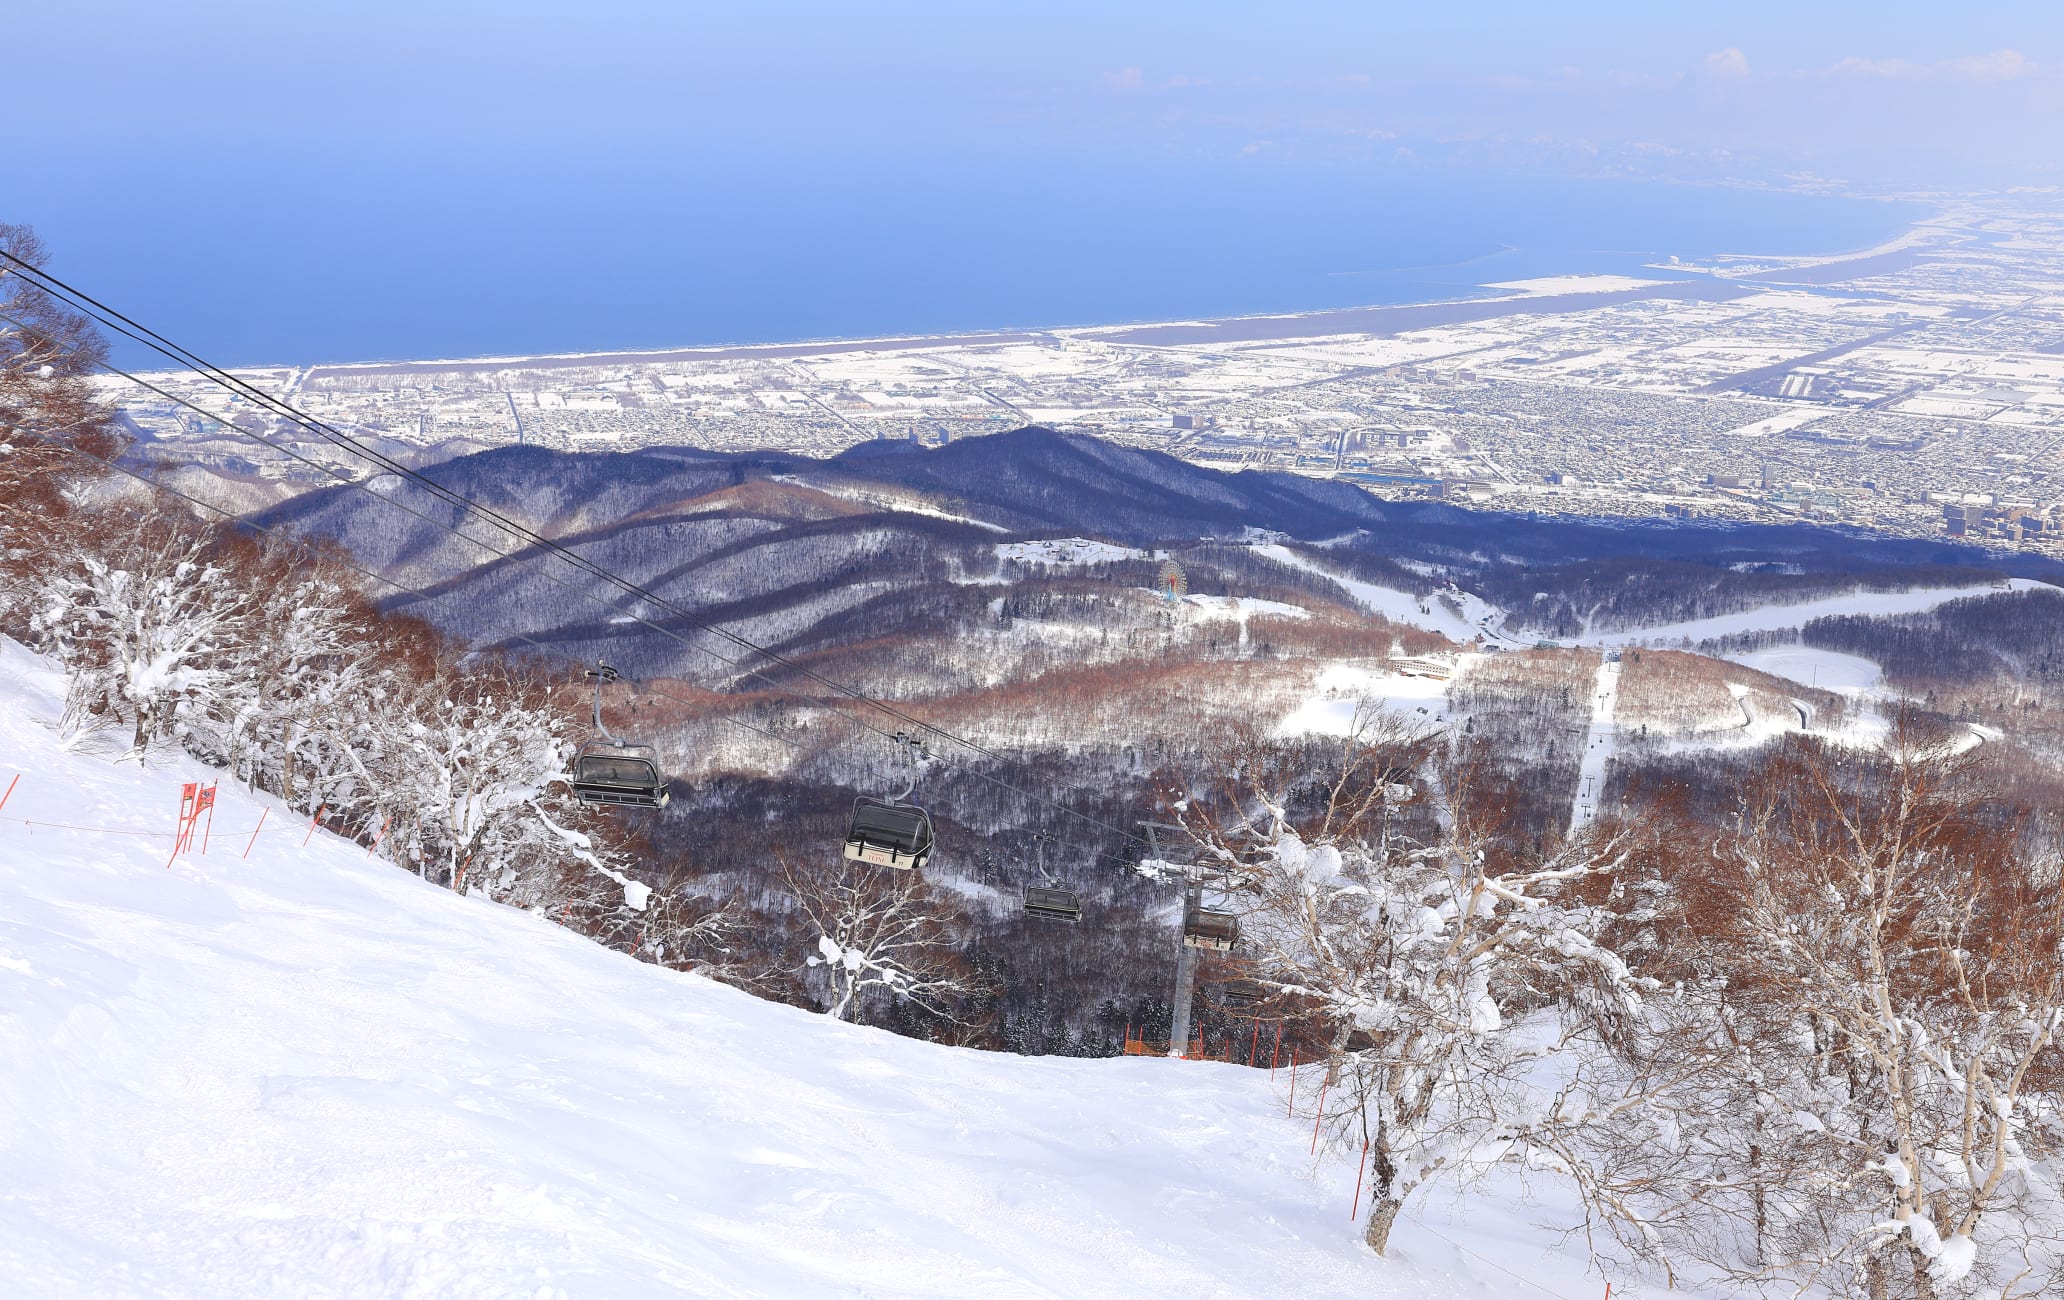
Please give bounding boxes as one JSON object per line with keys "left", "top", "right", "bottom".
{"left": 114, "top": 199, "right": 2064, "bottom": 553}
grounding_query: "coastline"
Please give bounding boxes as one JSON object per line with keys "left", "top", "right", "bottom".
{"left": 186, "top": 209, "right": 1935, "bottom": 381}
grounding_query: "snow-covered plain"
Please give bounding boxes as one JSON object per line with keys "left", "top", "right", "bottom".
{"left": 0, "top": 642, "right": 1651, "bottom": 1299}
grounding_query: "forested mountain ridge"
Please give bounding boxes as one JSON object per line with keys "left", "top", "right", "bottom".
{"left": 261, "top": 423, "right": 2064, "bottom": 571}
{"left": 248, "top": 425, "right": 2060, "bottom": 678}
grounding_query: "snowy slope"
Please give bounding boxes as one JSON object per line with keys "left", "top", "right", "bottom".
{"left": 0, "top": 640, "right": 1650, "bottom": 1300}
{"left": 1252, "top": 544, "right": 1505, "bottom": 645}
{"left": 1277, "top": 664, "right": 1453, "bottom": 738}
{"left": 1569, "top": 659, "right": 1621, "bottom": 834}
{"left": 1722, "top": 645, "right": 1883, "bottom": 696}
{"left": 1586, "top": 579, "right": 2044, "bottom": 648}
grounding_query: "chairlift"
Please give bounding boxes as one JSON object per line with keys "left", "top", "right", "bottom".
{"left": 1222, "top": 978, "right": 1267, "bottom": 1006}
{"left": 1024, "top": 885, "right": 1083, "bottom": 923}
{"left": 1182, "top": 904, "right": 1239, "bottom": 951}
{"left": 1019, "top": 832, "right": 1082, "bottom": 922}
{"left": 570, "top": 663, "right": 671, "bottom": 810}
{"left": 843, "top": 732, "right": 935, "bottom": 871}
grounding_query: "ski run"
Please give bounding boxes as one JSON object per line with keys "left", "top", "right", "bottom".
{"left": 0, "top": 638, "right": 1707, "bottom": 1299}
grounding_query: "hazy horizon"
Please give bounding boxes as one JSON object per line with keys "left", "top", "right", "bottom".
{"left": 9, "top": 2, "right": 2054, "bottom": 366}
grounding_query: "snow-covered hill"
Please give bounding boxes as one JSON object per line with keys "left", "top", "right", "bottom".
{"left": 0, "top": 641, "right": 1647, "bottom": 1299}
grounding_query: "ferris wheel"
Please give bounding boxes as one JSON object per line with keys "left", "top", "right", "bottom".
{"left": 1157, "top": 558, "right": 1189, "bottom": 603}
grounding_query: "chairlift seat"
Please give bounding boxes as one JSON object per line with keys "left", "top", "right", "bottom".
{"left": 843, "top": 797, "right": 934, "bottom": 871}
{"left": 1223, "top": 978, "right": 1267, "bottom": 1006}
{"left": 1182, "top": 905, "right": 1239, "bottom": 951}
{"left": 571, "top": 742, "right": 670, "bottom": 809}
{"left": 1023, "top": 885, "right": 1082, "bottom": 923}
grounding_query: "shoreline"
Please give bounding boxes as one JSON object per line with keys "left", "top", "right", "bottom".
{"left": 162, "top": 211, "right": 1938, "bottom": 381}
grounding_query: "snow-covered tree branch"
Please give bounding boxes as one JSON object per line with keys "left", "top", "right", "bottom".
{"left": 779, "top": 850, "right": 990, "bottom": 1024}
{"left": 1164, "top": 720, "right": 1657, "bottom": 1255}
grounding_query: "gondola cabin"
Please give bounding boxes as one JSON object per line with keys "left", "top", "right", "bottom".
{"left": 1023, "top": 885, "right": 1082, "bottom": 923}
{"left": 1181, "top": 905, "right": 1239, "bottom": 951}
{"left": 570, "top": 741, "right": 671, "bottom": 809}
{"left": 843, "top": 797, "right": 934, "bottom": 871}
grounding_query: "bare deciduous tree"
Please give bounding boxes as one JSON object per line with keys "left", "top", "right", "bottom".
{"left": 1166, "top": 717, "right": 1656, "bottom": 1255}
{"left": 779, "top": 850, "right": 990, "bottom": 1024}
{"left": 1569, "top": 725, "right": 2064, "bottom": 1299}
{"left": 0, "top": 224, "right": 115, "bottom": 619}
{"left": 34, "top": 505, "right": 259, "bottom": 759}
{"left": 1694, "top": 727, "right": 2064, "bottom": 1297}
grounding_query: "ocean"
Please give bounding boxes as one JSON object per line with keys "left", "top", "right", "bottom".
{"left": 26, "top": 150, "right": 1924, "bottom": 370}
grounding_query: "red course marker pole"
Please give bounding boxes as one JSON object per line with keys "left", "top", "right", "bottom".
{"left": 168, "top": 784, "right": 196, "bottom": 869}
{"left": 1350, "top": 1139, "right": 1370, "bottom": 1220}
{"left": 0, "top": 773, "right": 18, "bottom": 814}
{"left": 241, "top": 807, "right": 269, "bottom": 859}
{"left": 302, "top": 803, "right": 326, "bottom": 848}
{"left": 200, "top": 784, "right": 218, "bottom": 853}
{"left": 1271, "top": 1020, "right": 1282, "bottom": 1075}
{"left": 1286, "top": 1050, "right": 1299, "bottom": 1116}
{"left": 1248, "top": 1019, "right": 1260, "bottom": 1067}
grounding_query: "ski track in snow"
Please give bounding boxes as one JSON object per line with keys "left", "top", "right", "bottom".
{"left": 0, "top": 638, "right": 1710, "bottom": 1300}
{"left": 1251, "top": 545, "right": 1513, "bottom": 646}
{"left": 1585, "top": 580, "right": 2044, "bottom": 649}
{"left": 1570, "top": 658, "right": 1620, "bottom": 834}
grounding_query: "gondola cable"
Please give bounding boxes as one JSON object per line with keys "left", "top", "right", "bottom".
{"left": 1, "top": 414, "right": 824, "bottom": 768}
{"left": 0, "top": 265, "right": 1150, "bottom": 848}
{"left": 1, "top": 253, "right": 1114, "bottom": 797}
{"left": 0, "top": 295, "right": 1157, "bottom": 849}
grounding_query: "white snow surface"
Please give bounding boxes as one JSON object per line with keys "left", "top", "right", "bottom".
{"left": 1723, "top": 646, "right": 1884, "bottom": 696}
{"left": 1278, "top": 664, "right": 1453, "bottom": 738}
{"left": 772, "top": 476, "right": 1010, "bottom": 532}
{"left": 1252, "top": 545, "right": 1507, "bottom": 645}
{"left": 994, "top": 537, "right": 1145, "bottom": 566}
{"left": 1181, "top": 593, "right": 1311, "bottom": 621}
{"left": 0, "top": 641, "right": 1665, "bottom": 1299}
{"left": 1587, "top": 580, "right": 2043, "bottom": 648}
{"left": 1569, "top": 659, "right": 1621, "bottom": 834}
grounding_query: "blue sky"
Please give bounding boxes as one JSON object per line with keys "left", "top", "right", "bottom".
{"left": 9, "top": 3, "right": 2060, "bottom": 364}
{"left": 21, "top": 1, "right": 2060, "bottom": 186}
